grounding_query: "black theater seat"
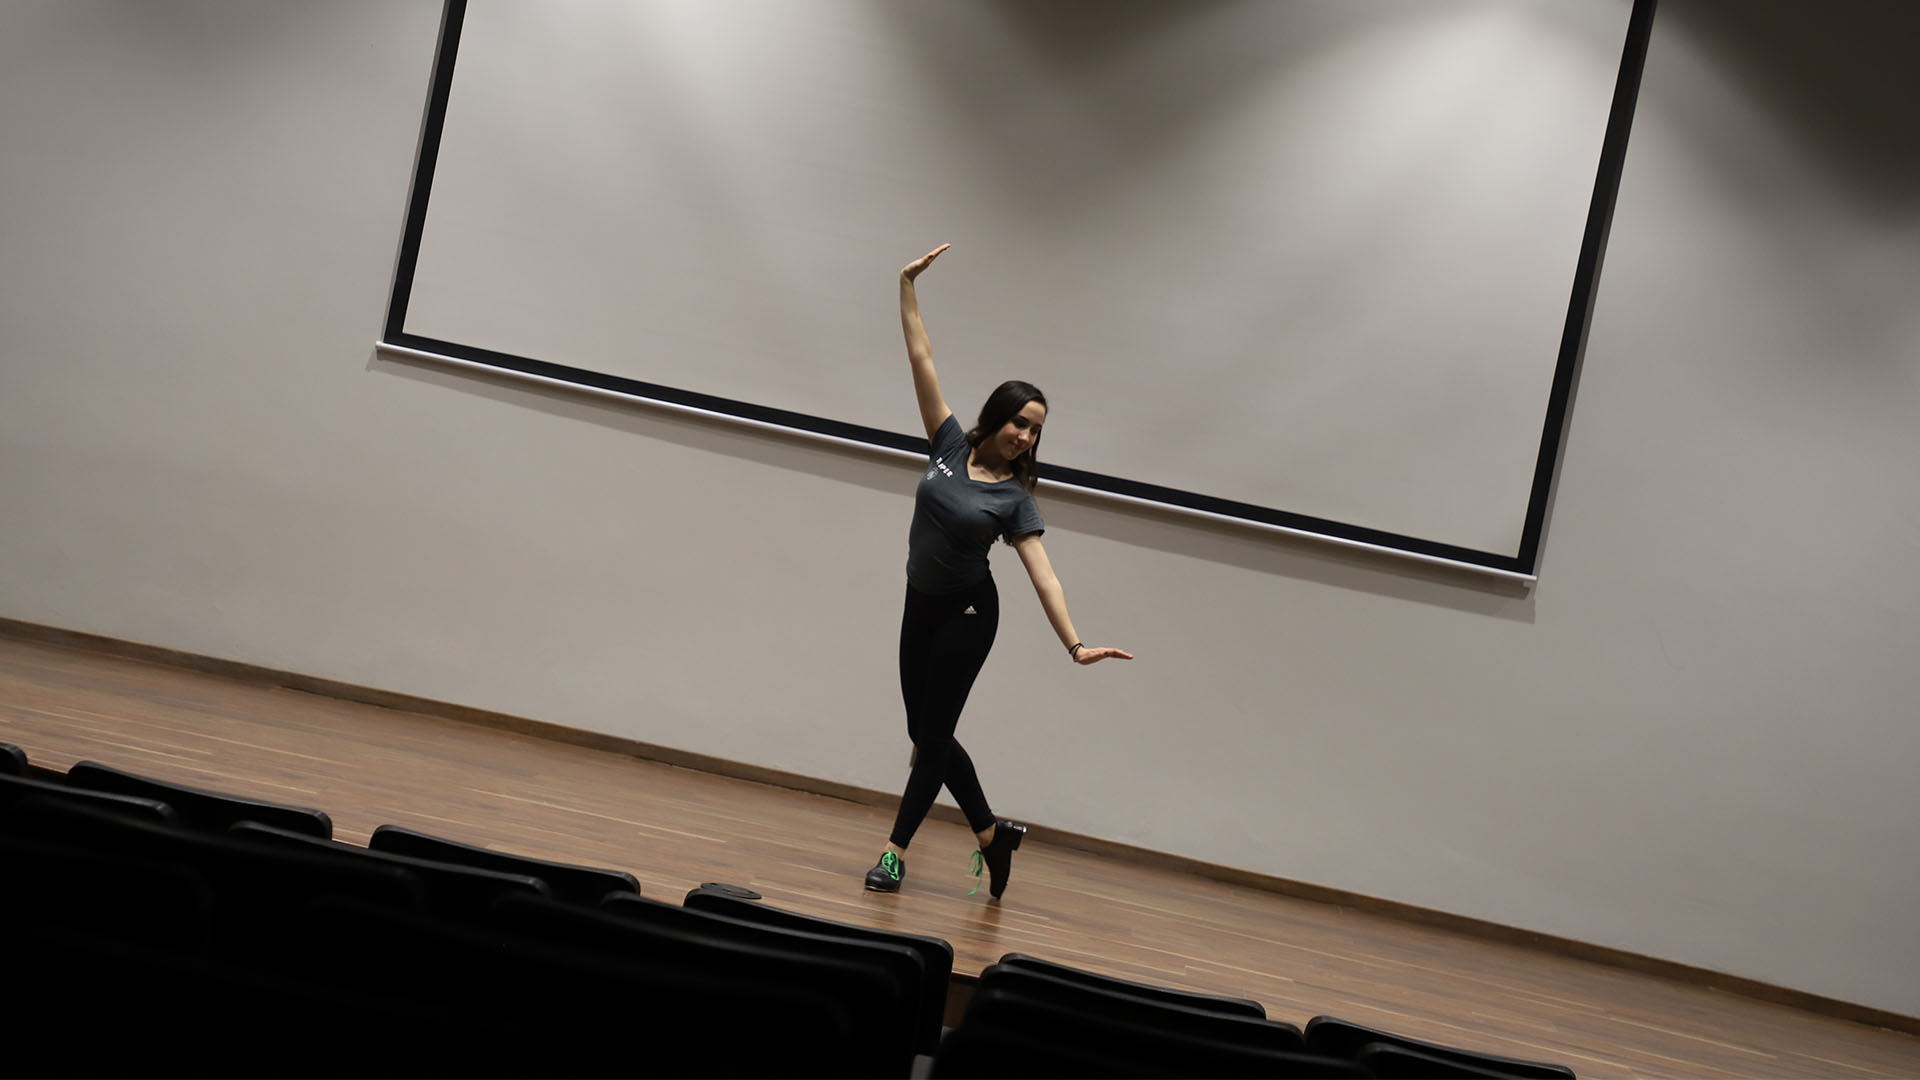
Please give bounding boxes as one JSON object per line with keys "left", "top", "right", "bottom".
{"left": 684, "top": 882, "right": 953, "bottom": 1058}
{"left": 995, "top": 951, "right": 1268, "bottom": 1018}
{"left": 1304, "top": 1015, "right": 1577, "bottom": 1079}
{"left": 0, "top": 769, "right": 177, "bottom": 825}
{"left": 322, "top": 893, "right": 856, "bottom": 1077}
{"left": 231, "top": 820, "right": 550, "bottom": 919}
{"left": 933, "top": 977, "right": 1363, "bottom": 1079}
{"left": 502, "top": 891, "right": 917, "bottom": 1076}
{"left": 65, "top": 759, "right": 332, "bottom": 837}
{"left": 977, "top": 961, "right": 1304, "bottom": 1052}
{"left": 369, "top": 822, "right": 638, "bottom": 905}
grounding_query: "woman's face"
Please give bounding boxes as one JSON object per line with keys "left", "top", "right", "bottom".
{"left": 995, "top": 401, "right": 1047, "bottom": 460}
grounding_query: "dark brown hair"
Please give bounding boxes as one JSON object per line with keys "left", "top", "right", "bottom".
{"left": 966, "top": 380, "right": 1048, "bottom": 494}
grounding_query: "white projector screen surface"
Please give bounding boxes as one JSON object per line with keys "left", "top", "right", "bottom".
{"left": 395, "top": 0, "right": 1641, "bottom": 570}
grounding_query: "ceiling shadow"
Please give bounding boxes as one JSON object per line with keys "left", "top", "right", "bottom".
{"left": 874, "top": 0, "right": 1416, "bottom": 212}
{"left": 1656, "top": 0, "right": 1920, "bottom": 219}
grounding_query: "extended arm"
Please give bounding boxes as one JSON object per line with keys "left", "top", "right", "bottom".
{"left": 901, "top": 244, "right": 955, "bottom": 442}
{"left": 1013, "top": 535, "right": 1134, "bottom": 665}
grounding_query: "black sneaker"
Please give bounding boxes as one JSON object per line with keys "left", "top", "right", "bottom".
{"left": 864, "top": 850, "right": 905, "bottom": 893}
{"left": 972, "top": 820, "right": 1027, "bottom": 899}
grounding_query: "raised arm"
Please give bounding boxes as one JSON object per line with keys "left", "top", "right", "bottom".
{"left": 901, "top": 244, "right": 955, "bottom": 442}
{"left": 1012, "top": 535, "right": 1135, "bottom": 665}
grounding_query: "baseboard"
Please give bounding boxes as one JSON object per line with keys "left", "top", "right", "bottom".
{"left": 3, "top": 615, "right": 1914, "bottom": 1038}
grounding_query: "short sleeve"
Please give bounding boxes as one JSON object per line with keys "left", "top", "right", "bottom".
{"left": 1006, "top": 493, "right": 1045, "bottom": 541}
{"left": 931, "top": 414, "right": 968, "bottom": 461}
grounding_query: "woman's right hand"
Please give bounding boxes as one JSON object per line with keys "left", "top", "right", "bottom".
{"left": 901, "top": 243, "right": 950, "bottom": 282}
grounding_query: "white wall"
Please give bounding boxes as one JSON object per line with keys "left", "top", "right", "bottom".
{"left": 2, "top": 0, "right": 1915, "bottom": 1016}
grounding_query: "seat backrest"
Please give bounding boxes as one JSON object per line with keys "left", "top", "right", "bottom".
{"left": 1, "top": 795, "right": 426, "bottom": 954}
{"left": 316, "top": 893, "right": 861, "bottom": 1077}
{"left": 1, "top": 830, "right": 216, "bottom": 957}
{"left": 368, "top": 823, "right": 638, "bottom": 905}
{"left": 66, "top": 760, "right": 332, "bottom": 837}
{"left": 15, "top": 882, "right": 857, "bottom": 1078}
{"left": 502, "top": 891, "right": 915, "bottom": 1076}
{"left": 1305, "top": 1016, "right": 1576, "bottom": 1079}
{"left": 683, "top": 883, "right": 953, "bottom": 1056}
{"left": 1357, "top": 1041, "right": 1547, "bottom": 1078}
{"left": 977, "top": 964, "right": 1304, "bottom": 1052}
{"left": 0, "top": 770, "right": 178, "bottom": 825}
{"left": 930, "top": 1015, "right": 1156, "bottom": 1078}
{"left": 938, "top": 983, "right": 1364, "bottom": 1079}
{"left": 0, "top": 741, "right": 27, "bottom": 775}
{"left": 995, "top": 951, "right": 1267, "bottom": 1018}
{"left": 231, "top": 821, "right": 550, "bottom": 918}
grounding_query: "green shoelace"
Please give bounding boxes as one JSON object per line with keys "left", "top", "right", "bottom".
{"left": 881, "top": 851, "right": 903, "bottom": 880}
{"left": 968, "top": 849, "right": 984, "bottom": 895}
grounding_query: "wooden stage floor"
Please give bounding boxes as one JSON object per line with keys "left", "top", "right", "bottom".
{"left": 2, "top": 632, "right": 1915, "bottom": 1079}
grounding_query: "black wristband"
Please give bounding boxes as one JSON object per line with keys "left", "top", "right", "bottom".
{"left": 1068, "top": 642, "right": 1084, "bottom": 658}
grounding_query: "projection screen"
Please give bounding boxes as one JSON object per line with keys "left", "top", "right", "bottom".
{"left": 382, "top": 0, "right": 1655, "bottom": 578}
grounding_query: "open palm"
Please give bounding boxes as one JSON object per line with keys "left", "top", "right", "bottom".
{"left": 901, "top": 243, "right": 950, "bottom": 281}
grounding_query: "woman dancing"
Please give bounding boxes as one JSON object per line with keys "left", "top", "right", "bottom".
{"left": 865, "top": 243, "right": 1133, "bottom": 899}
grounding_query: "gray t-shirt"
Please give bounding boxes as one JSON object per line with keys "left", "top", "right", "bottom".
{"left": 905, "top": 415, "right": 1045, "bottom": 593}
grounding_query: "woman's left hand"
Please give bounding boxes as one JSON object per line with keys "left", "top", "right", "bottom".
{"left": 1074, "top": 646, "right": 1134, "bottom": 665}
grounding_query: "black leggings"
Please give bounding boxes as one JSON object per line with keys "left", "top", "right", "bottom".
{"left": 888, "top": 575, "right": 1000, "bottom": 849}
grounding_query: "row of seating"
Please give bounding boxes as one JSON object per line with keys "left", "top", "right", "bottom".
{"left": 0, "top": 746, "right": 950, "bottom": 1076}
{"left": 943, "top": 958, "right": 1575, "bottom": 1077}
{"left": 1, "top": 742, "right": 1575, "bottom": 1077}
